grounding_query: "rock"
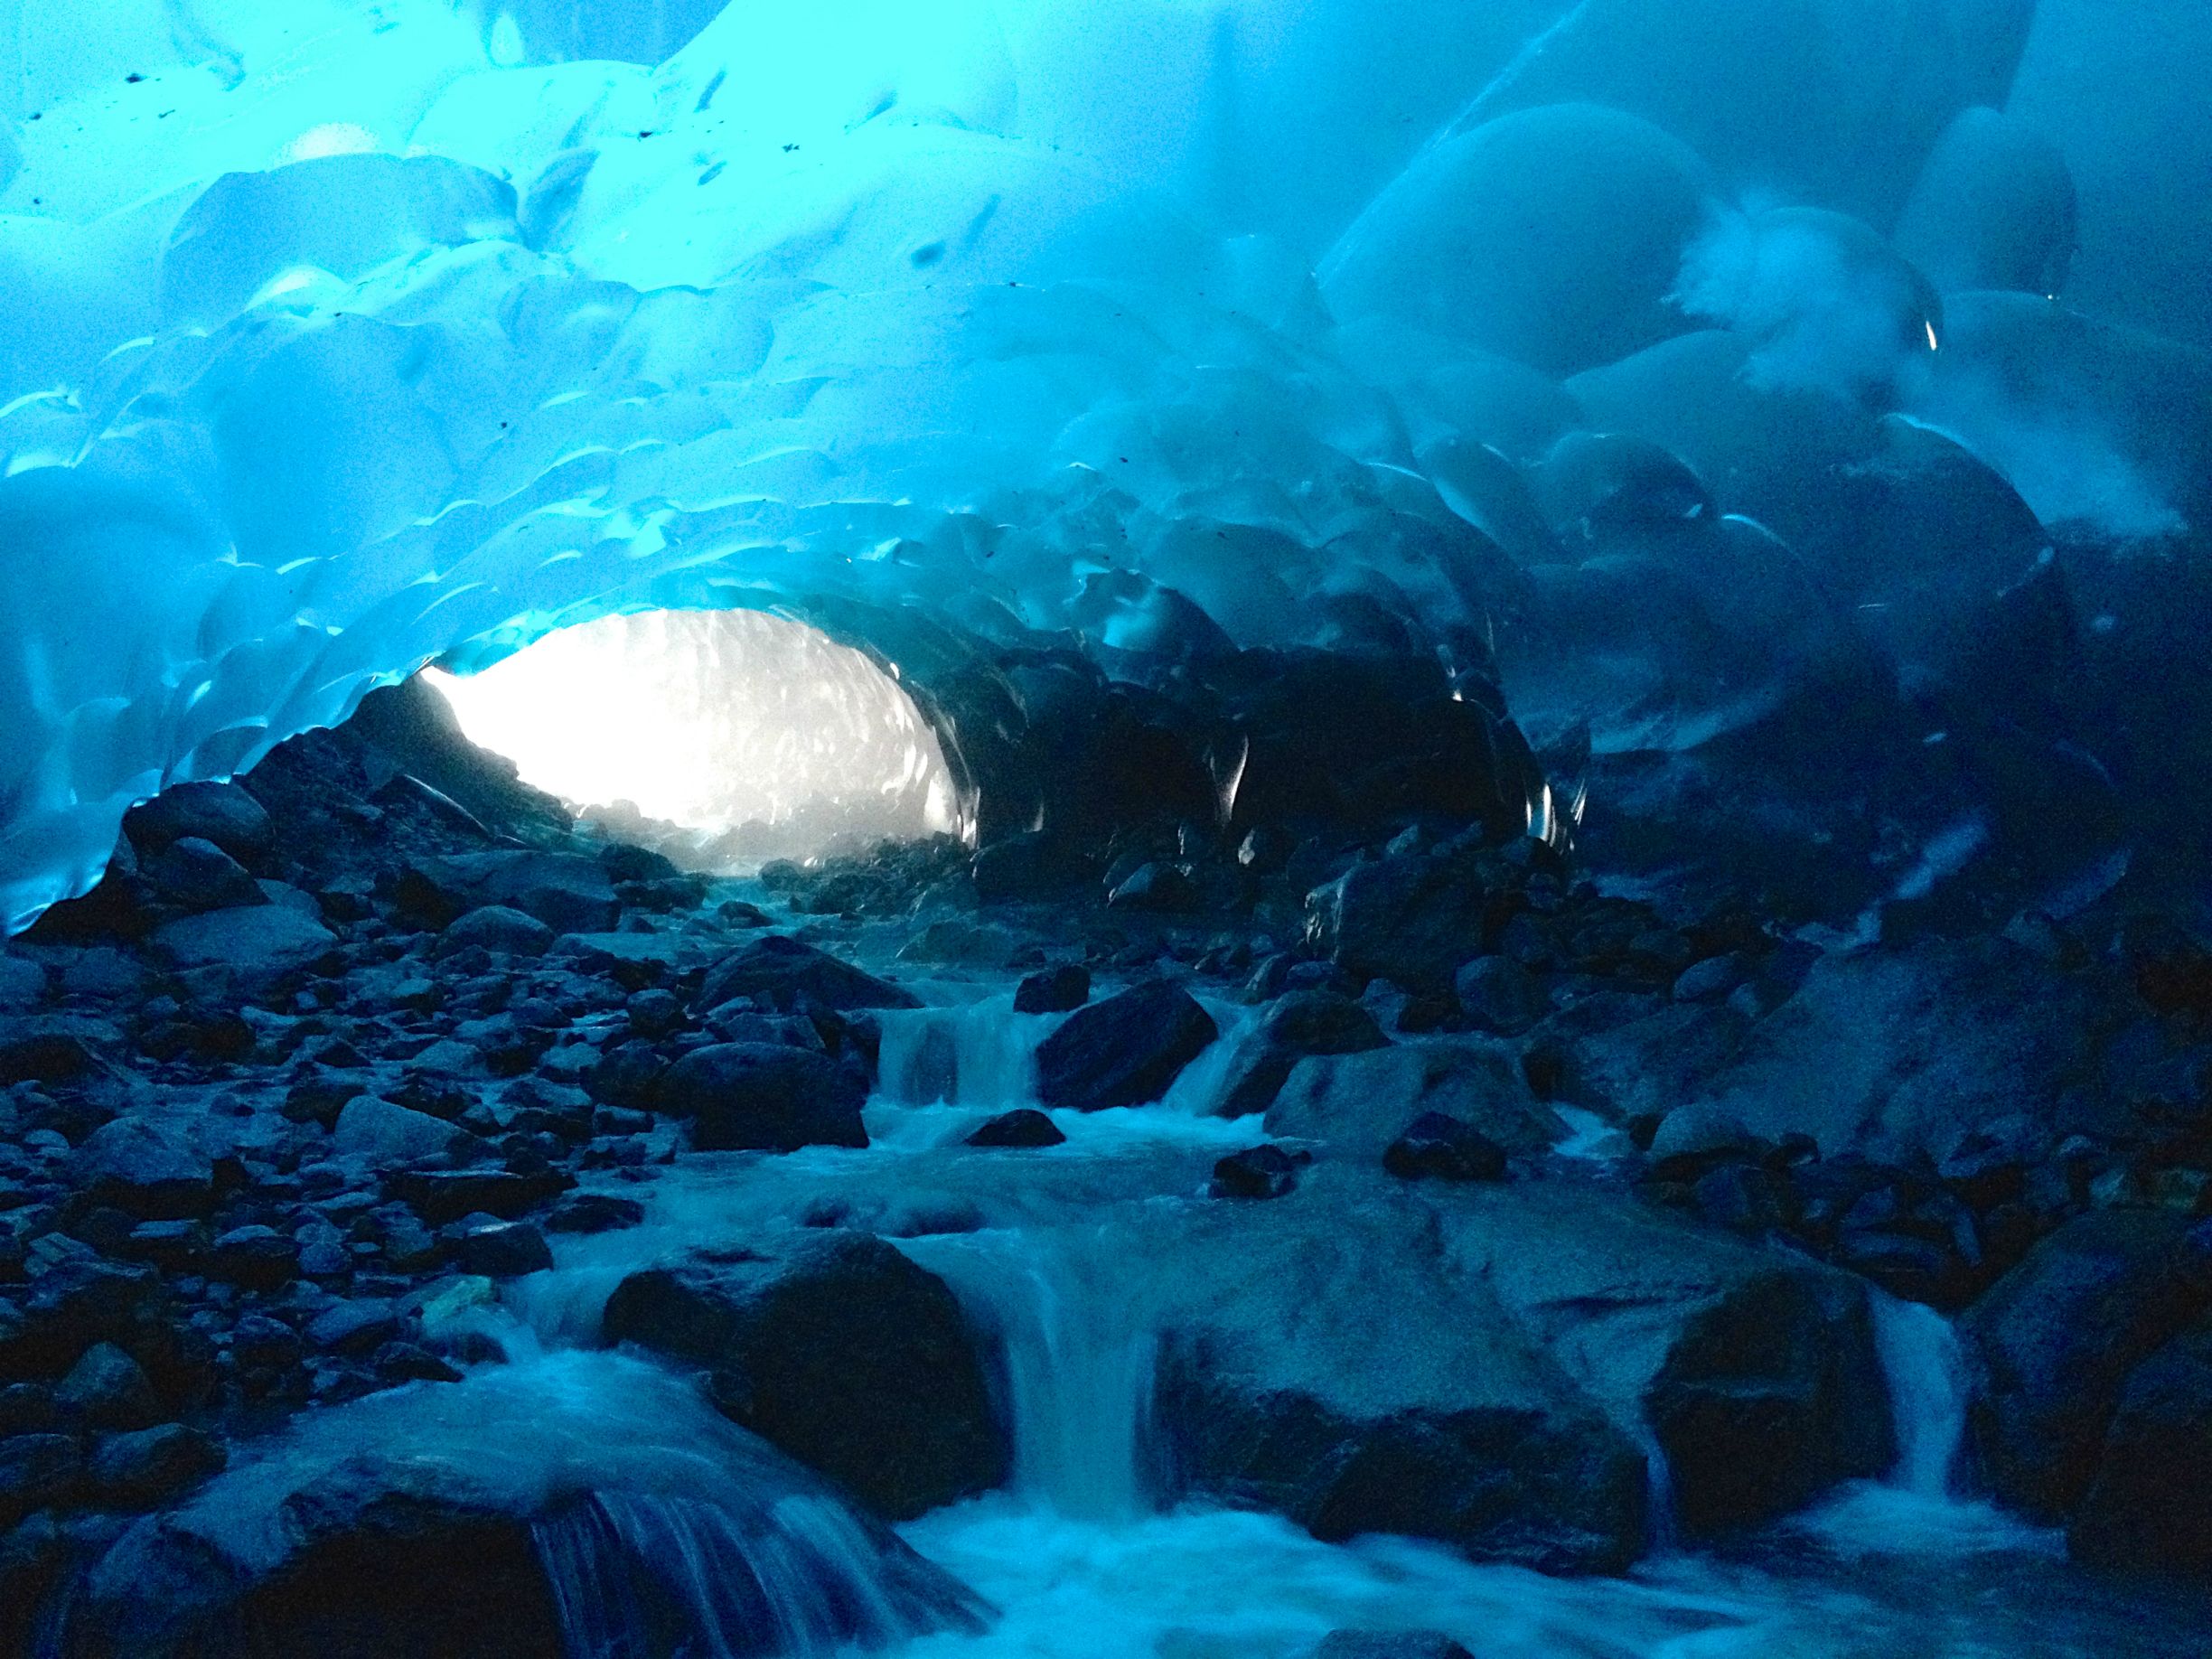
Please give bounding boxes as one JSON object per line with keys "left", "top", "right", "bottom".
{"left": 1532, "top": 998, "right": 1748, "bottom": 1126}
{"left": 544, "top": 1193, "right": 646, "bottom": 1234}
{"left": 1013, "top": 965, "right": 1091, "bottom": 1015}
{"left": 447, "top": 1220, "right": 552, "bottom": 1279}
{"left": 695, "top": 934, "right": 920, "bottom": 1016}
{"left": 149, "top": 904, "right": 338, "bottom": 977}
{"left": 307, "top": 1299, "right": 405, "bottom": 1357}
{"left": 1153, "top": 1178, "right": 1648, "bottom": 1574}
{"left": 0, "top": 951, "right": 44, "bottom": 1011}
{"left": 1647, "top": 1103, "right": 1763, "bottom": 1178}
{"left": 70, "top": 1117, "right": 216, "bottom": 1219}
{"left": 124, "top": 781, "right": 274, "bottom": 864}
{"left": 401, "top": 850, "right": 619, "bottom": 934}
{"left": 2070, "top": 1321, "right": 2212, "bottom": 1576}
{"left": 374, "top": 1340, "right": 464, "bottom": 1384}
{"left": 1108, "top": 861, "right": 1202, "bottom": 912}
{"left": 206, "top": 1225, "right": 301, "bottom": 1290}
{"left": 436, "top": 905, "right": 554, "bottom": 959}
{"left": 86, "top": 1422, "right": 225, "bottom": 1510}
{"left": 1384, "top": 1113, "right": 1508, "bottom": 1183}
{"left": 1308, "top": 847, "right": 1513, "bottom": 991}
{"left": 1454, "top": 955, "right": 1549, "bottom": 1036}
{"left": 1266, "top": 1041, "right": 1562, "bottom": 1158}
{"left": 1315, "top": 1634, "right": 1476, "bottom": 1659}
{"left": 1211, "top": 1144, "right": 1300, "bottom": 1200}
{"left": 0, "top": 1012, "right": 116, "bottom": 1084}
{"left": 384, "top": 1168, "right": 573, "bottom": 1228}
{"left": 144, "top": 837, "right": 264, "bottom": 913}
{"left": 0, "top": 1433, "right": 80, "bottom": 1529}
{"left": 1036, "top": 980, "right": 1218, "bottom": 1111}
{"left": 964, "top": 1109, "right": 1066, "bottom": 1148}
{"left": 603, "top": 1233, "right": 1006, "bottom": 1518}
{"left": 623, "top": 988, "right": 685, "bottom": 1038}
{"left": 333, "top": 1096, "right": 465, "bottom": 1165}
{"left": 658, "top": 1044, "right": 869, "bottom": 1153}
{"left": 1215, "top": 991, "right": 1390, "bottom": 1119}
{"left": 56, "top": 1342, "right": 162, "bottom": 1430}
{"left": 1671, "top": 953, "right": 1746, "bottom": 1003}
{"left": 1962, "top": 1210, "right": 2212, "bottom": 1519}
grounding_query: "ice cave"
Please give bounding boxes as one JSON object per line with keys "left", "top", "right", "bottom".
{"left": 1, "top": 3, "right": 2211, "bottom": 1656}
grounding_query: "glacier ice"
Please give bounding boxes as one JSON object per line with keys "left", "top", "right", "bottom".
{"left": 0, "top": 0, "right": 2207, "bottom": 929}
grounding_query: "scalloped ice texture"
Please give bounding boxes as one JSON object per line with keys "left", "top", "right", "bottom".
{"left": 0, "top": 0, "right": 2200, "bottom": 932}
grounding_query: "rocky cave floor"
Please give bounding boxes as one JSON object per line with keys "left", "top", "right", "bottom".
{"left": 3, "top": 684, "right": 2212, "bottom": 1654}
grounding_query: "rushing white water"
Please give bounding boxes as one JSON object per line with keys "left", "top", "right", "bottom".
{"left": 876, "top": 992, "right": 1057, "bottom": 1112}
{"left": 1871, "top": 1291, "right": 1971, "bottom": 1499}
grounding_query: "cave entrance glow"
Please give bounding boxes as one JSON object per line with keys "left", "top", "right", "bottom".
{"left": 424, "top": 610, "right": 962, "bottom": 872}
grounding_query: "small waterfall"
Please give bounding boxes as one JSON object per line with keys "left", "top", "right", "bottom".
{"left": 910, "top": 1227, "right": 1161, "bottom": 1522}
{"left": 534, "top": 1490, "right": 984, "bottom": 1659}
{"left": 876, "top": 994, "right": 1052, "bottom": 1109}
{"left": 1870, "top": 1291, "right": 1969, "bottom": 1498}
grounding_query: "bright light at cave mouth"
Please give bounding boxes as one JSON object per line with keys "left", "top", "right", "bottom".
{"left": 424, "top": 610, "right": 962, "bottom": 873}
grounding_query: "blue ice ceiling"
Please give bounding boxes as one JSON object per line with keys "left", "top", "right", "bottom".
{"left": 0, "top": 0, "right": 2207, "bottom": 930}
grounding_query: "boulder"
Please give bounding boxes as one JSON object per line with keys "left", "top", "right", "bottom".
{"left": 85, "top": 1423, "right": 226, "bottom": 1511}
{"left": 1211, "top": 1144, "right": 1301, "bottom": 1200}
{"left": 545, "top": 1193, "right": 647, "bottom": 1234}
{"left": 0, "top": 1433, "right": 80, "bottom": 1530}
{"left": 1036, "top": 980, "right": 1219, "bottom": 1111}
{"left": 1215, "top": 991, "right": 1390, "bottom": 1119}
{"left": 603, "top": 1234, "right": 1007, "bottom": 1518}
{"left": 56, "top": 1342, "right": 162, "bottom": 1430}
{"left": 658, "top": 1044, "right": 869, "bottom": 1153}
{"left": 70, "top": 1117, "right": 216, "bottom": 1220}
{"left": 124, "top": 781, "right": 274, "bottom": 864}
{"left": 0, "top": 1012, "right": 117, "bottom": 1084}
{"left": 2069, "top": 1320, "right": 2212, "bottom": 1576}
{"left": 149, "top": 904, "right": 337, "bottom": 977}
{"left": 436, "top": 905, "right": 553, "bottom": 959}
{"left": 695, "top": 934, "right": 919, "bottom": 1016}
{"left": 447, "top": 1220, "right": 553, "bottom": 1279}
{"left": 1962, "top": 1210, "right": 2212, "bottom": 1520}
{"left": 383, "top": 1168, "right": 573, "bottom": 1227}
{"left": 1384, "top": 1114, "right": 1508, "bottom": 1184}
{"left": 1455, "top": 955, "right": 1549, "bottom": 1035}
{"left": 1266, "top": 1040, "right": 1562, "bottom": 1158}
{"left": 1306, "top": 847, "right": 1510, "bottom": 991}
{"left": 965, "top": 1108, "right": 1066, "bottom": 1148}
{"left": 401, "top": 850, "right": 619, "bottom": 935}
{"left": 1014, "top": 965, "right": 1091, "bottom": 1015}
{"left": 333, "top": 1097, "right": 465, "bottom": 1166}
{"left": 144, "top": 837, "right": 265, "bottom": 913}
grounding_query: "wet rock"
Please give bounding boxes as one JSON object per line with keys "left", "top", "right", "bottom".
{"left": 0, "top": 1433, "right": 80, "bottom": 1529}
{"left": 205, "top": 1225, "right": 301, "bottom": 1290}
{"left": 1266, "top": 1041, "right": 1562, "bottom": 1158}
{"left": 149, "top": 904, "right": 338, "bottom": 977}
{"left": 1211, "top": 1144, "right": 1300, "bottom": 1200}
{"left": 305, "top": 1299, "right": 404, "bottom": 1357}
{"left": 1036, "top": 979, "right": 1218, "bottom": 1111}
{"left": 333, "top": 1096, "right": 465, "bottom": 1165}
{"left": 1013, "top": 965, "right": 1091, "bottom": 1015}
{"left": 400, "top": 849, "right": 619, "bottom": 935}
{"left": 1647, "top": 1103, "right": 1763, "bottom": 1181}
{"left": 56, "top": 1342, "right": 162, "bottom": 1430}
{"left": 694, "top": 935, "right": 920, "bottom": 1016}
{"left": 1306, "top": 841, "right": 1532, "bottom": 991}
{"left": 1108, "top": 861, "right": 1202, "bottom": 913}
{"left": 124, "top": 781, "right": 274, "bottom": 865}
{"left": 544, "top": 1192, "right": 647, "bottom": 1234}
{"left": 964, "top": 1109, "right": 1066, "bottom": 1149}
{"left": 603, "top": 1233, "right": 1006, "bottom": 1518}
{"left": 2069, "top": 1320, "right": 2212, "bottom": 1576}
{"left": 1216, "top": 991, "right": 1390, "bottom": 1119}
{"left": 1962, "top": 1210, "right": 2212, "bottom": 1519}
{"left": 1454, "top": 955, "right": 1549, "bottom": 1036}
{"left": 86, "top": 1422, "right": 225, "bottom": 1510}
{"left": 446, "top": 1219, "right": 552, "bottom": 1279}
{"left": 436, "top": 905, "right": 553, "bottom": 959}
{"left": 1534, "top": 998, "right": 1748, "bottom": 1126}
{"left": 374, "top": 1339, "right": 463, "bottom": 1384}
{"left": 69, "top": 1118, "right": 215, "bottom": 1220}
{"left": 623, "top": 988, "right": 685, "bottom": 1038}
{"left": 658, "top": 1043, "right": 868, "bottom": 1153}
{"left": 383, "top": 1167, "right": 573, "bottom": 1228}
{"left": 1384, "top": 1113, "right": 1509, "bottom": 1184}
{"left": 0, "top": 1013, "right": 117, "bottom": 1085}
{"left": 1314, "top": 1634, "right": 1475, "bottom": 1659}
{"left": 144, "top": 837, "right": 264, "bottom": 914}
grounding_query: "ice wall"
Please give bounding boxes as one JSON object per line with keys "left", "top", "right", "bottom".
{"left": 0, "top": 1, "right": 2207, "bottom": 929}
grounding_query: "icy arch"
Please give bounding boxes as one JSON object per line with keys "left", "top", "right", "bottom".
{"left": 425, "top": 609, "right": 964, "bottom": 872}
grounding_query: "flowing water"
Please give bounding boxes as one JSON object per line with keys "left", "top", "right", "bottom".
{"left": 487, "top": 988, "right": 2212, "bottom": 1659}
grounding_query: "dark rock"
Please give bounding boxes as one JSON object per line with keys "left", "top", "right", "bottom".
{"left": 86, "top": 1422, "right": 225, "bottom": 1510}
{"left": 603, "top": 1233, "right": 1006, "bottom": 1519}
{"left": 124, "top": 781, "right": 273, "bottom": 864}
{"left": 0, "top": 1511, "right": 69, "bottom": 1655}
{"left": 373, "top": 1339, "right": 463, "bottom": 1384}
{"left": 1036, "top": 979, "right": 1218, "bottom": 1111}
{"left": 447, "top": 1220, "right": 552, "bottom": 1279}
{"left": 1671, "top": 953, "right": 1747, "bottom": 1003}
{"left": 145, "top": 837, "right": 264, "bottom": 913}
{"left": 1962, "top": 1210, "right": 2212, "bottom": 1520}
{"left": 401, "top": 849, "right": 619, "bottom": 934}
{"left": 1108, "top": 861, "right": 1202, "bottom": 913}
{"left": 1013, "top": 965, "right": 1091, "bottom": 1015}
{"left": 658, "top": 1044, "right": 868, "bottom": 1153}
{"left": 695, "top": 935, "right": 920, "bottom": 1016}
{"left": 0, "top": 1433, "right": 80, "bottom": 1529}
{"left": 1266, "top": 1041, "right": 1562, "bottom": 1159}
{"left": 545, "top": 1193, "right": 647, "bottom": 1234}
{"left": 0, "top": 1384, "right": 55, "bottom": 1436}
{"left": 205, "top": 1224, "right": 301, "bottom": 1290}
{"left": 623, "top": 988, "right": 685, "bottom": 1038}
{"left": 70, "top": 1117, "right": 215, "bottom": 1220}
{"left": 232, "top": 1313, "right": 304, "bottom": 1371}
{"left": 1211, "top": 1144, "right": 1300, "bottom": 1199}
{"left": 1315, "top": 1634, "right": 1476, "bottom": 1659}
{"left": 1308, "top": 847, "right": 1514, "bottom": 991}
{"left": 1454, "top": 956, "right": 1549, "bottom": 1036}
{"left": 1647, "top": 1104, "right": 1763, "bottom": 1181}
{"left": 1693, "top": 1164, "right": 1795, "bottom": 1234}
{"left": 2070, "top": 1320, "right": 2212, "bottom": 1576}
{"left": 305, "top": 1299, "right": 404, "bottom": 1357}
{"left": 56, "top": 1341, "right": 161, "bottom": 1430}
{"left": 384, "top": 1167, "right": 573, "bottom": 1228}
{"left": 436, "top": 905, "right": 554, "bottom": 959}
{"left": 964, "top": 1109, "right": 1066, "bottom": 1149}
{"left": 1216, "top": 991, "right": 1390, "bottom": 1120}
{"left": 333, "top": 1096, "right": 464, "bottom": 1165}
{"left": 149, "top": 904, "right": 338, "bottom": 977}
{"left": 0, "top": 1014, "right": 116, "bottom": 1085}
{"left": 1383, "top": 1113, "right": 1508, "bottom": 1183}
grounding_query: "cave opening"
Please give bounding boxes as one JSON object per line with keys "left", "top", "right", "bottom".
{"left": 423, "top": 608, "right": 965, "bottom": 873}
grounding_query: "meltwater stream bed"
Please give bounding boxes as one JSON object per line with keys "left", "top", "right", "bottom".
{"left": 487, "top": 980, "right": 2208, "bottom": 1659}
